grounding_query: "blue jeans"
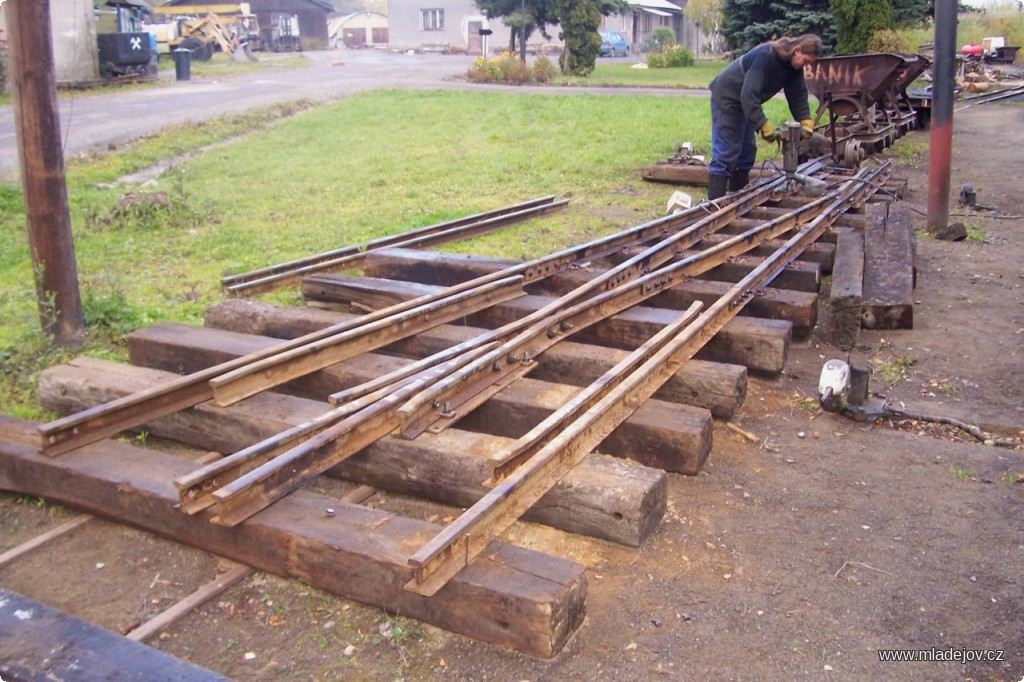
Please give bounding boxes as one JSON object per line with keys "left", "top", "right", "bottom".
{"left": 709, "top": 99, "right": 756, "bottom": 178}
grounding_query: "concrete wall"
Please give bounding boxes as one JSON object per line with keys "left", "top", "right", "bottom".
{"left": 1, "top": 0, "right": 99, "bottom": 86}
{"left": 53, "top": 0, "right": 100, "bottom": 84}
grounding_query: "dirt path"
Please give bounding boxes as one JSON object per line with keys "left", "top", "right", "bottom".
{"left": 1, "top": 101, "right": 1022, "bottom": 681}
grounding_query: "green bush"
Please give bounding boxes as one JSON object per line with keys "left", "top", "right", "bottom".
{"left": 467, "top": 53, "right": 558, "bottom": 84}
{"left": 869, "top": 29, "right": 913, "bottom": 53}
{"left": 532, "top": 55, "right": 558, "bottom": 83}
{"left": 646, "top": 44, "right": 695, "bottom": 68}
{"left": 642, "top": 27, "right": 676, "bottom": 54}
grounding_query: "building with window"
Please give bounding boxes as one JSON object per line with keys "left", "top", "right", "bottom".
{"left": 329, "top": 11, "right": 389, "bottom": 49}
{"left": 387, "top": 0, "right": 710, "bottom": 57}
{"left": 163, "top": 0, "right": 332, "bottom": 50}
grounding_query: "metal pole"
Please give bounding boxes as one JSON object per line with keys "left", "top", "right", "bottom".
{"left": 7, "top": 0, "right": 85, "bottom": 348}
{"left": 927, "top": 0, "right": 956, "bottom": 234}
{"left": 519, "top": 0, "right": 527, "bottom": 62}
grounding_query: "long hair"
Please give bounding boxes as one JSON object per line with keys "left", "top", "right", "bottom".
{"left": 770, "top": 35, "right": 824, "bottom": 61}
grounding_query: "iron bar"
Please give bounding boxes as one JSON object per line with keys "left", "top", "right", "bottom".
{"left": 177, "top": 161, "right": 872, "bottom": 527}
{"left": 37, "top": 166, "right": 797, "bottom": 456}
{"left": 223, "top": 197, "right": 570, "bottom": 296}
{"left": 403, "top": 162, "right": 889, "bottom": 597}
{"left": 174, "top": 342, "right": 498, "bottom": 514}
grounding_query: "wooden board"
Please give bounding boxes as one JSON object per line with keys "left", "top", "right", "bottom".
{"left": 818, "top": 227, "right": 864, "bottom": 349}
{"left": 0, "top": 416, "right": 587, "bottom": 658}
{"left": 205, "top": 299, "right": 748, "bottom": 419}
{"left": 639, "top": 163, "right": 777, "bottom": 186}
{"left": 862, "top": 201, "right": 915, "bottom": 329}
{"left": 127, "top": 323, "right": 713, "bottom": 475}
{"left": 38, "top": 358, "right": 667, "bottom": 547}
{"left": 362, "top": 248, "right": 819, "bottom": 338}
{"left": 599, "top": 248, "right": 822, "bottom": 293}
{"left": 0, "top": 588, "right": 228, "bottom": 681}
{"left": 303, "top": 275, "right": 792, "bottom": 375}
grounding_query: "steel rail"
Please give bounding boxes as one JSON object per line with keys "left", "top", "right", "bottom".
{"left": 201, "top": 174, "right": 795, "bottom": 408}
{"left": 221, "top": 196, "right": 560, "bottom": 287}
{"left": 187, "top": 162, "right": 856, "bottom": 526}
{"left": 224, "top": 197, "right": 571, "bottom": 296}
{"left": 205, "top": 354, "right": 479, "bottom": 526}
{"left": 38, "top": 275, "right": 520, "bottom": 455}
{"left": 955, "top": 84, "right": 1024, "bottom": 110}
{"left": 487, "top": 160, "right": 890, "bottom": 480}
{"left": 36, "top": 166, "right": 793, "bottom": 456}
{"left": 173, "top": 342, "right": 499, "bottom": 515}
{"left": 207, "top": 276, "right": 524, "bottom": 406}
{"left": 395, "top": 168, "right": 827, "bottom": 437}
{"left": 327, "top": 171, "right": 800, "bottom": 410}
{"left": 403, "top": 161, "right": 890, "bottom": 597}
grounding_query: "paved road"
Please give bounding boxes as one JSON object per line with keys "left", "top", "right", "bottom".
{"left": 0, "top": 49, "right": 692, "bottom": 182}
{"left": 0, "top": 50, "right": 470, "bottom": 181}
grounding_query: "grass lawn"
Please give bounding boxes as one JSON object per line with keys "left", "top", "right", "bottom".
{"left": 557, "top": 59, "right": 730, "bottom": 88}
{"left": 0, "top": 85, "right": 800, "bottom": 419}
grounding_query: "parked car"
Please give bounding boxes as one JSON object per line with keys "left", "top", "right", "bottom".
{"left": 599, "top": 29, "right": 630, "bottom": 57}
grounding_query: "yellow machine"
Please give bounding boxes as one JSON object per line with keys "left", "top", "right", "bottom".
{"left": 149, "top": 3, "right": 261, "bottom": 60}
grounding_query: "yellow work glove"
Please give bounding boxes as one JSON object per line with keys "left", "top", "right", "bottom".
{"left": 800, "top": 118, "right": 814, "bottom": 139}
{"left": 759, "top": 121, "right": 776, "bottom": 141}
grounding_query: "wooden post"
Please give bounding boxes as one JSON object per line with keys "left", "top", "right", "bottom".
{"left": 926, "top": 0, "right": 956, "bottom": 235}
{"left": 7, "top": 0, "right": 85, "bottom": 348}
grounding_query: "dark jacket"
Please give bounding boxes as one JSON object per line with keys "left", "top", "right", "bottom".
{"left": 709, "top": 44, "right": 812, "bottom": 130}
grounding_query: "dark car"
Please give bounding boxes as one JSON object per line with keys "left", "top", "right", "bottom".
{"left": 599, "top": 29, "right": 630, "bottom": 57}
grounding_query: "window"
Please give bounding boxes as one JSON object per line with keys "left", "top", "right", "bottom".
{"left": 422, "top": 9, "right": 444, "bottom": 30}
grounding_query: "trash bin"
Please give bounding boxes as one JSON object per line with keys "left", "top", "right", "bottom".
{"left": 173, "top": 48, "right": 191, "bottom": 81}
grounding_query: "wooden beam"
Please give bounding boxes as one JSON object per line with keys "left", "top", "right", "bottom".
{"left": 362, "top": 248, "right": 819, "bottom": 338}
{"left": 818, "top": 227, "right": 864, "bottom": 349}
{"left": 0, "top": 416, "right": 588, "bottom": 657}
{"left": 861, "top": 202, "right": 915, "bottom": 330}
{"left": 204, "top": 299, "right": 747, "bottom": 419}
{"left": 0, "top": 588, "right": 227, "bottom": 681}
{"left": 303, "top": 276, "right": 792, "bottom": 375}
{"left": 38, "top": 357, "right": 666, "bottom": 547}
{"left": 125, "top": 323, "right": 712, "bottom": 475}
{"left": 207, "top": 276, "right": 525, "bottom": 407}
{"left": 639, "top": 163, "right": 778, "bottom": 186}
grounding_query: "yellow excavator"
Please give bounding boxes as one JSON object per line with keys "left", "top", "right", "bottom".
{"left": 149, "top": 3, "right": 259, "bottom": 62}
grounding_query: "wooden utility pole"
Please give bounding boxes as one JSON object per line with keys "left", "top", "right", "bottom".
{"left": 926, "top": 0, "right": 956, "bottom": 234}
{"left": 7, "top": 0, "right": 85, "bottom": 348}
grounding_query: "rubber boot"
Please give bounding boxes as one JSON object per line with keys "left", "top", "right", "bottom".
{"left": 729, "top": 169, "right": 751, "bottom": 192}
{"left": 707, "top": 173, "right": 729, "bottom": 200}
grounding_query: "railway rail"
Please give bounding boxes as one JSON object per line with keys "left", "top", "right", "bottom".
{"left": 2, "top": 158, "right": 910, "bottom": 660}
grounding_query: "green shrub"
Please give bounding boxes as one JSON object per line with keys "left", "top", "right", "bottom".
{"left": 646, "top": 45, "right": 695, "bottom": 68}
{"left": 642, "top": 27, "right": 676, "bottom": 53}
{"left": 869, "top": 29, "right": 913, "bottom": 53}
{"left": 466, "top": 53, "right": 557, "bottom": 84}
{"left": 531, "top": 55, "right": 558, "bottom": 83}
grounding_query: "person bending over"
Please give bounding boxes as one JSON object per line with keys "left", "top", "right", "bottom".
{"left": 706, "top": 34, "right": 823, "bottom": 200}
